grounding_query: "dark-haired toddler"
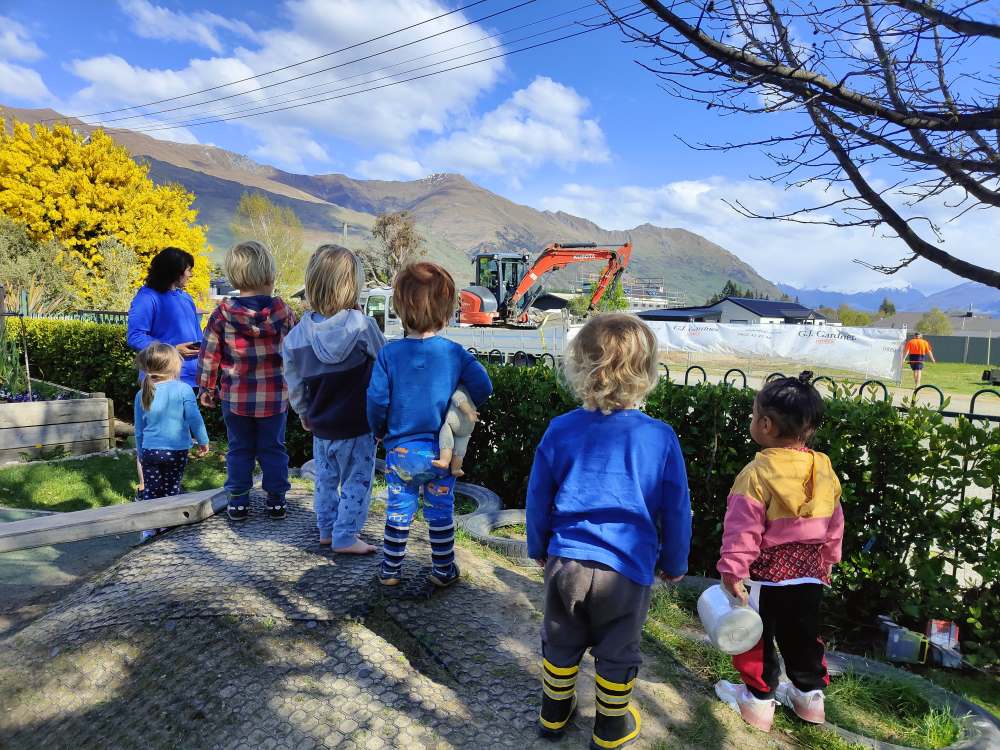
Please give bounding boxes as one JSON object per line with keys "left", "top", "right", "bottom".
{"left": 714, "top": 371, "right": 844, "bottom": 732}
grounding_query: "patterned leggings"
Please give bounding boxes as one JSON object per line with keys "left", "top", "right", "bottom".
{"left": 139, "top": 449, "right": 189, "bottom": 500}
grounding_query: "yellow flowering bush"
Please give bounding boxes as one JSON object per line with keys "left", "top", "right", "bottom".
{"left": 0, "top": 121, "right": 211, "bottom": 305}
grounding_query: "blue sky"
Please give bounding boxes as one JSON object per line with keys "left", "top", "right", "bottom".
{"left": 1, "top": 0, "right": 996, "bottom": 293}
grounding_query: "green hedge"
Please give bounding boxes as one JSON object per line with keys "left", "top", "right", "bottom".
{"left": 469, "top": 365, "right": 999, "bottom": 665}
{"left": 10, "top": 318, "right": 999, "bottom": 664}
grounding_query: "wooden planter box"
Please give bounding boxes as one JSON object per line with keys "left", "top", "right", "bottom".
{"left": 0, "top": 393, "right": 115, "bottom": 464}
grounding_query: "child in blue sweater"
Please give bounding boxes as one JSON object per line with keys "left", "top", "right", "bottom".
{"left": 367, "top": 262, "right": 492, "bottom": 588}
{"left": 526, "top": 313, "right": 692, "bottom": 749}
{"left": 134, "top": 343, "right": 210, "bottom": 540}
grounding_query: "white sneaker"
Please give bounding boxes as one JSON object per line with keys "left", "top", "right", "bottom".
{"left": 714, "top": 680, "right": 775, "bottom": 732}
{"left": 775, "top": 681, "right": 825, "bottom": 724}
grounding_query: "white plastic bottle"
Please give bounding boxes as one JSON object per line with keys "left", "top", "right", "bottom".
{"left": 697, "top": 584, "right": 764, "bottom": 655}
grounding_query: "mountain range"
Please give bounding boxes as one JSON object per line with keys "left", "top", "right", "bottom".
{"left": 2, "top": 105, "right": 779, "bottom": 303}
{"left": 778, "top": 282, "right": 1000, "bottom": 315}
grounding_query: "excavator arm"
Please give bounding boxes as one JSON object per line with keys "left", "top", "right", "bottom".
{"left": 506, "top": 241, "right": 633, "bottom": 323}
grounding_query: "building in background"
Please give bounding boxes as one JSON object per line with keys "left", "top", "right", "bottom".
{"left": 638, "top": 296, "right": 828, "bottom": 325}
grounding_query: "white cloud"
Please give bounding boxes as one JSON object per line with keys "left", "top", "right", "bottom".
{"left": 0, "top": 16, "right": 50, "bottom": 101}
{"left": 420, "top": 76, "right": 608, "bottom": 174}
{"left": 539, "top": 178, "right": 1000, "bottom": 293}
{"left": 0, "top": 16, "right": 43, "bottom": 61}
{"left": 0, "top": 61, "right": 51, "bottom": 100}
{"left": 356, "top": 152, "right": 427, "bottom": 180}
{"left": 118, "top": 0, "right": 257, "bottom": 53}
{"left": 249, "top": 125, "right": 330, "bottom": 172}
{"left": 66, "top": 0, "right": 505, "bottom": 158}
{"left": 359, "top": 77, "right": 609, "bottom": 179}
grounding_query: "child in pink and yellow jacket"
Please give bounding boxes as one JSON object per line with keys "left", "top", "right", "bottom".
{"left": 713, "top": 371, "right": 844, "bottom": 734}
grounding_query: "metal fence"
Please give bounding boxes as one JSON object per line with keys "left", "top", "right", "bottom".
{"left": 926, "top": 334, "right": 1000, "bottom": 365}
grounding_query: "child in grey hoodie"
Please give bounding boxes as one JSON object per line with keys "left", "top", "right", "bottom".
{"left": 282, "top": 245, "right": 386, "bottom": 553}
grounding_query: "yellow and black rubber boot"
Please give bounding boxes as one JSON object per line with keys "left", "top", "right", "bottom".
{"left": 590, "top": 672, "right": 641, "bottom": 749}
{"left": 538, "top": 659, "right": 579, "bottom": 737}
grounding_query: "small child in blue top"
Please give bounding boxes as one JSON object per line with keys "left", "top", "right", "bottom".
{"left": 366, "top": 262, "right": 492, "bottom": 588}
{"left": 134, "top": 343, "right": 210, "bottom": 540}
{"left": 526, "top": 313, "right": 692, "bottom": 749}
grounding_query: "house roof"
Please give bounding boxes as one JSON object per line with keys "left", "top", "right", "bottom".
{"left": 638, "top": 297, "right": 823, "bottom": 322}
{"left": 722, "top": 297, "right": 825, "bottom": 319}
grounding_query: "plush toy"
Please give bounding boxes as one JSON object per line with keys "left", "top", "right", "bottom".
{"left": 432, "top": 386, "right": 478, "bottom": 477}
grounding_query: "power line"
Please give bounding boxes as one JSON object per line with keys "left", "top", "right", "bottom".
{"left": 93, "top": 3, "right": 641, "bottom": 131}
{"left": 47, "top": 0, "right": 495, "bottom": 121}
{"left": 87, "top": 0, "right": 544, "bottom": 127}
{"left": 111, "top": 9, "right": 646, "bottom": 135}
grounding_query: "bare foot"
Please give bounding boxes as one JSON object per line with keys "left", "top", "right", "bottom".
{"left": 319, "top": 537, "right": 332, "bottom": 546}
{"left": 451, "top": 468, "right": 465, "bottom": 477}
{"left": 430, "top": 459, "right": 449, "bottom": 468}
{"left": 333, "top": 538, "right": 377, "bottom": 555}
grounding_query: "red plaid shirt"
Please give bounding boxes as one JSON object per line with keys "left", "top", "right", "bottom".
{"left": 197, "top": 297, "right": 296, "bottom": 417}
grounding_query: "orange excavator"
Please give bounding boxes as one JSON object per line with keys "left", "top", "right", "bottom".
{"left": 459, "top": 241, "right": 633, "bottom": 327}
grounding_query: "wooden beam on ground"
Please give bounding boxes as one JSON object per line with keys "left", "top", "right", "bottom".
{"left": 0, "top": 489, "right": 227, "bottom": 553}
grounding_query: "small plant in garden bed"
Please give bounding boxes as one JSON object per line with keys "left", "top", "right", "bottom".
{"left": 0, "top": 387, "right": 74, "bottom": 403}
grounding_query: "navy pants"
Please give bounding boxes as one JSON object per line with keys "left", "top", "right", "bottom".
{"left": 140, "top": 448, "right": 189, "bottom": 500}
{"left": 222, "top": 404, "right": 291, "bottom": 502}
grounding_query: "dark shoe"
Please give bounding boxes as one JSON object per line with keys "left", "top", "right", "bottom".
{"left": 227, "top": 500, "right": 249, "bottom": 521}
{"left": 591, "top": 674, "right": 641, "bottom": 749}
{"left": 428, "top": 563, "right": 461, "bottom": 588}
{"left": 266, "top": 495, "right": 286, "bottom": 519}
{"left": 539, "top": 659, "right": 579, "bottom": 738}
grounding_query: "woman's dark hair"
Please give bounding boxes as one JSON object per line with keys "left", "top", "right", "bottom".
{"left": 755, "top": 370, "right": 824, "bottom": 442}
{"left": 146, "top": 247, "right": 195, "bottom": 292}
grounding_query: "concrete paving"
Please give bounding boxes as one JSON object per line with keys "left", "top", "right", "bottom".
{"left": 0, "top": 490, "right": 790, "bottom": 750}
{"left": 0, "top": 507, "right": 139, "bottom": 638}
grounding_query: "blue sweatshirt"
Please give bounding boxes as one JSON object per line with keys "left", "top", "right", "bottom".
{"left": 134, "top": 379, "right": 210, "bottom": 452}
{"left": 366, "top": 336, "right": 492, "bottom": 451}
{"left": 283, "top": 309, "right": 386, "bottom": 441}
{"left": 127, "top": 286, "right": 204, "bottom": 387}
{"left": 526, "top": 408, "right": 692, "bottom": 585}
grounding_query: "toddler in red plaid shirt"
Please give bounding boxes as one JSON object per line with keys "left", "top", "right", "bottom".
{"left": 197, "top": 241, "right": 296, "bottom": 520}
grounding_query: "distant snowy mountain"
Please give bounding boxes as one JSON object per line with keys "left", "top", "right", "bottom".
{"left": 778, "top": 282, "right": 1000, "bottom": 314}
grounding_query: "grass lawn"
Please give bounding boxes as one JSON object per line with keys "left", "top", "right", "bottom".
{"left": 491, "top": 522, "right": 526, "bottom": 540}
{"left": 897, "top": 362, "right": 997, "bottom": 396}
{"left": 643, "top": 588, "right": 967, "bottom": 750}
{"left": 0, "top": 448, "right": 228, "bottom": 513}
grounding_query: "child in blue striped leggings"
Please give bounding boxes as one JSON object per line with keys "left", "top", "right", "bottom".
{"left": 366, "top": 262, "right": 492, "bottom": 587}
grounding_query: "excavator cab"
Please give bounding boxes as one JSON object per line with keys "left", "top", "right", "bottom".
{"left": 461, "top": 251, "right": 530, "bottom": 325}
{"left": 475, "top": 252, "right": 529, "bottom": 310}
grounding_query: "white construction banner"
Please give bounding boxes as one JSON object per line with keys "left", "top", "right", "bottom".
{"left": 644, "top": 322, "right": 906, "bottom": 381}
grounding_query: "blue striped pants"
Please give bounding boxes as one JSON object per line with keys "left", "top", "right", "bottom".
{"left": 381, "top": 441, "right": 456, "bottom": 580}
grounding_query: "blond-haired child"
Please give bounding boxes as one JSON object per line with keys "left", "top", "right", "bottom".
{"left": 526, "top": 313, "right": 691, "bottom": 749}
{"left": 366, "top": 262, "right": 492, "bottom": 587}
{"left": 283, "top": 244, "right": 385, "bottom": 553}
{"left": 197, "top": 240, "right": 295, "bottom": 520}
{"left": 134, "top": 343, "right": 210, "bottom": 540}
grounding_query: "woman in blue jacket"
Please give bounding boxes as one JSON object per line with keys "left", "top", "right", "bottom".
{"left": 127, "top": 247, "right": 204, "bottom": 388}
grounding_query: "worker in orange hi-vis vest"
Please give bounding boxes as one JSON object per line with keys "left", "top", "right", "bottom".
{"left": 902, "top": 332, "right": 936, "bottom": 387}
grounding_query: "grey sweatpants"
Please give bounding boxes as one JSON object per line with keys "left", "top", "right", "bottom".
{"left": 542, "top": 557, "right": 653, "bottom": 683}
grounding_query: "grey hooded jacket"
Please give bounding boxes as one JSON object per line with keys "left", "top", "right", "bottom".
{"left": 282, "top": 309, "right": 386, "bottom": 440}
